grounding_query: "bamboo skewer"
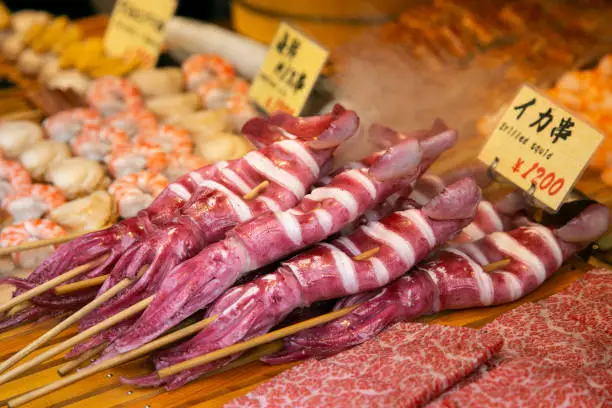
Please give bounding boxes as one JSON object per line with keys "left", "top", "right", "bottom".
{"left": 157, "top": 305, "right": 358, "bottom": 379}
{"left": 0, "top": 228, "right": 100, "bottom": 257}
{"left": 0, "top": 275, "right": 131, "bottom": 375}
{"left": 8, "top": 315, "right": 217, "bottom": 407}
{"left": 243, "top": 180, "right": 270, "bottom": 200}
{"left": 353, "top": 247, "right": 380, "bottom": 261}
{"left": 0, "top": 295, "right": 155, "bottom": 385}
{"left": 482, "top": 258, "right": 511, "bottom": 272}
{"left": 0, "top": 256, "right": 106, "bottom": 314}
{"left": 54, "top": 274, "right": 109, "bottom": 295}
{"left": 57, "top": 343, "right": 107, "bottom": 376}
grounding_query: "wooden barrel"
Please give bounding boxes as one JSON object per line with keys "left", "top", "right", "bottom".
{"left": 231, "top": 0, "right": 409, "bottom": 49}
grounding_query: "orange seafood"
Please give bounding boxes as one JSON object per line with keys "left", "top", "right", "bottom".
{"left": 106, "top": 108, "right": 158, "bottom": 140}
{"left": 87, "top": 76, "right": 144, "bottom": 117}
{"left": 0, "top": 219, "right": 65, "bottom": 269}
{"left": 106, "top": 141, "right": 168, "bottom": 178}
{"left": 42, "top": 108, "right": 102, "bottom": 143}
{"left": 72, "top": 125, "right": 130, "bottom": 162}
{"left": 109, "top": 171, "right": 169, "bottom": 218}
{"left": 164, "top": 152, "right": 208, "bottom": 181}
{"left": 0, "top": 156, "right": 31, "bottom": 203}
{"left": 197, "top": 77, "right": 248, "bottom": 109}
{"left": 135, "top": 124, "right": 193, "bottom": 155}
{"left": 182, "top": 54, "right": 235, "bottom": 90}
{"left": 3, "top": 183, "right": 66, "bottom": 223}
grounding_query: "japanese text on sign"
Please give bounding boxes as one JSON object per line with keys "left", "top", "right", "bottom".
{"left": 479, "top": 84, "right": 603, "bottom": 211}
{"left": 104, "top": 0, "right": 177, "bottom": 68}
{"left": 249, "top": 22, "right": 329, "bottom": 115}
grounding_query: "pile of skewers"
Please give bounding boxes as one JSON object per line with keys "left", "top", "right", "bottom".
{"left": 0, "top": 52, "right": 257, "bottom": 272}
{"left": 0, "top": 105, "right": 607, "bottom": 407}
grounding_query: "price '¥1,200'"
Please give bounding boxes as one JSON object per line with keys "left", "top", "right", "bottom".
{"left": 479, "top": 84, "right": 603, "bottom": 211}
{"left": 249, "top": 22, "right": 329, "bottom": 116}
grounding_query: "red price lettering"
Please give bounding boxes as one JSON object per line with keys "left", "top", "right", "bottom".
{"left": 519, "top": 158, "right": 565, "bottom": 196}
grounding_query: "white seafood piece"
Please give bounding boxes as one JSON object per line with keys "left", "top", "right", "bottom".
{"left": 20, "top": 140, "right": 72, "bottom": 181}
{"left": 46, "top": 70, "right": 91, "bottom": 96}
{"left": 0, "top": 120, "right": 44, "bottom": 159}
{"left": 195, "top": 132, "right": 252, "bottom": 163}
{"left": 46, "top": 157, "right": 108, "bottom": 199}
{"left": 37, "top": 55, "right": 61, "bottom": 84}
{"left": 165, "top": 108, "right": 230, "bottom": 138}
{"left": 16, "top": 49, "right": 46, "bottom": 76}
{"left": 145, "top": 92, "right": 201, "bottom": 119}
{"left": 10, "top": 10, "right": 51, "bottom": 33}
{"left": 50, "top": 190, "right": 115, "bottom": 232}
{"left": 129, "top": 67, "right": 184, "bottom": 98}
{"left": 1, "top": 32, "right": 24, "bottom": 61}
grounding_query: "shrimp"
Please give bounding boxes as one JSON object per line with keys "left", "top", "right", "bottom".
{"left": 135, "top": 124, "right": 193, "bottom": 155}
{"left": 0, "top": 120, "right": 44, "bottom": 159}
{"left": 0, "top": 157, "right": 32, "bottom": 204}
{"left": 72, "top": 125, "right": 130, "bottom": 162}
{"left": 106, "top": 108, "right": 158, "bottom": 140}
{"left": 163, "top": 152, "right": 207, "bottom": 181}
{"left": 3, "top": 184, "right": 66, "bottom": 223}
{"left": 0, "top": 219, "right": 65, "bottom": 269}
{"left": 87, "top": 76, "right": 144, "bottom": 117}
{"left": 182, "top": 54, "right": 235, "bottom": 90}
{"left": 197, "top": 77, "right": 248, "bottom": 109}
{"left": 109, "top": 171, "right": 169, "bottom": 218}
{"left": 106, "top": 142, "right": 168, "bottom": 178}
{"left": 42, "top": 108, "right": 102, "bottom": 144}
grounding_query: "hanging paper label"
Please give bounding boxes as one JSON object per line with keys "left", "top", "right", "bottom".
{"left": 103, "top": 0, "right": 177, "bottom": 68}
{"left": 479, "top": 84, "right": 603, "bottom": 211}
{"left": 249, "top": 22, "right": 329, "bottom": 116}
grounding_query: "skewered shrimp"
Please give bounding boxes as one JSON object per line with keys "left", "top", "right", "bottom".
{"left": 164, "top": 152, "right": 207, "bottom": 181}
{"left": 19, "top": 140, "right": 72, "bottom": 181}
{"left": 128, "top": 67, "right": 184, "bottom": 98}
{"left": 72, "top": 125, "right": 130, "bottom": 162}
{"left": 0, "top": 157, "right": 31, "bottom": 204}
{"left": 106, "top": 142, "right": 168, "bottom": 178}
{"left": 228, "top": 91, "right": 258, "bottom": 131}
{"left": 197, "top": 77, "right": 249, "bottom": 109}
{"left": 0, "top": 120, "right": 44, "bottom": 159}
{"left": 182, "top": 54, "right": 235, "bottom": 90}
{"left": 3, "top": 183, "right": 66, "bottom": 223}
{"left": 106, "top": 108, "right": 158, "bottom": 140}
{"left": 135, "top": 124, "right": 193, "bottom": 155}
{"left": 87, "top": 76, "right": 144, "bottom": 117}
{"left": 109, "top": 171, "right": 169, "bottom": 218}
{"left": 46, "top": 157, "right": 108, "bottom": 199}
{"left": 50, "top": 190, "right": 115, "bottom": 232}
{"left": 0, "top": 219, "right": 65, "bottom": 269}
{"left": 42, "top": 108, "right": 102, "bottom": 144}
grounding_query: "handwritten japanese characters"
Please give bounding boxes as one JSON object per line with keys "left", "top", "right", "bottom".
{"left": 104, "top": 0, "right": 177, "bottom": 68}
{"left": 479, "top": 84, "right": 603, "bottom": 211}
{"left": 249, "top": 22, "right": 329, "bottom": 115}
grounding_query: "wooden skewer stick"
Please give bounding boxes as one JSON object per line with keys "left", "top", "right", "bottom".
{"left": 352, "top": 247, "right": 380, "bottom": 261}
{"left": 482, "top": 258, "right": 511, "bottom": 272}
{"left": 158, "top": 305, "right": 358, "bottom": 379}
{"left": 0, "top": 295, "right": 154, "bottom": 385}
{"left": 243, "top": 180, "right": 270, "bottom": 200}
{"left": 57, "top": 343, "right": 107, "bottom": 376}
{"left": 54, "top": 274, "right": 109, "bottom": 295}
{"left": 0, "top": 256, "right": 106, "bottom": 314}
{"left": 0, "top": 227, "right": 103, "bottom": 257}
{"left": 0, "top": 275, "right": 131, "bottom": 375}
{"left": 7, "top": 302, "right": 31, "bottom": 317}
{"left": 8, "top": 315, "right": 217, "bottom": 407}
